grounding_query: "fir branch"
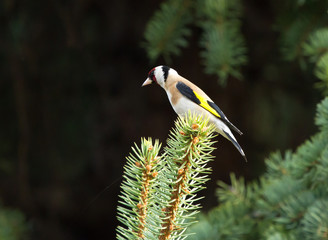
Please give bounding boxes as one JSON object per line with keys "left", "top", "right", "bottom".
{"left": 187, "top": 201, "right": 254, "bottom": 240}
{"left": 264, "top": 151, "right": 293, "bottom": 178}
{"left": 288, "top": 133, "right": 328, "bottom": 188}
{"left": 301, "top": 199, "right": 328, "bottom": 239}
{"left": 143, "top": 0, "right": 192, "bottom": 62}
{"left": 276, "top": 191, "right": 315, "bottom": 229}
{"left": 199, "top": 23, "right": 247, "bottom": 84}
{"left": 256, "top": 176, "right": 304, "bottom": 219}
{"left": 303, "top": 28, "right": 328, "bottom": 95}
{"left": 117, "top": 138, "right": 162, "bottom": 240}
{"left": 159, "top": 114, "right": 216, "bottom": 239}
{"left": 216, "top": 173, "right": 247, "bottom": 204}
{"left": 314, "top": 53, "right": 328, "bottom": 95}
{"left": 197, "top": 0, "right": 247, "bottom": 84}
{"left": 279, "top": 16, "right": 313, "bottom": 61}
{"left": 315, "top": 97, "right": 328, "bottom": 133}
{"left": 303, "top": 28, "right": 328, "bottom": 62}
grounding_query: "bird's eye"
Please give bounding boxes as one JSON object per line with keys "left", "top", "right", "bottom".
{"left": 148, "top": 69, "right": 157, "bottom": 83}
{"left": 151, "top": 74, "right": 157, "bottom": 82}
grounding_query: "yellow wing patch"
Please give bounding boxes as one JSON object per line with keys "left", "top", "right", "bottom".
{"left": 193, "top": 91, "right": 221, "bottom": 118}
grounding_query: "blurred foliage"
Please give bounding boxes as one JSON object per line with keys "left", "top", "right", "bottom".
{"left": 143, "top": 0, "right": 193, "bottom": 62}
{"left": 0, "top": 204, "right": 29, "bottom": 240}
{"left": 144, "top": 0, "right": 247, "bottom": 85}
{"left": 303, "top": 28, "right": 328, "bottom": 95}
{"left": 276, "top": 0, "right": 328, "bottom": 95}
{"left": 145, "top": 0, "right": 328, "bottom": 91}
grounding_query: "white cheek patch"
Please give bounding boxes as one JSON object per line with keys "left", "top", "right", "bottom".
{"left": 155, "top": 70, "right": 164, "bottom": 87}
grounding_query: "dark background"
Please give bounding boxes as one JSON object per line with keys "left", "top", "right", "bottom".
{"left": 0, "top": 0, "right": 320, "bottom": 239}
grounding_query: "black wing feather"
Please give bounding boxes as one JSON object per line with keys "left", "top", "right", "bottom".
{"left": 208, "top": 101, "right": 227, "bottom": 119}
{"left": 208, "top": 100, "right": 243, "bottom": 136}
{"left": 176, "top": 81, "right": 201, "bottom": 105}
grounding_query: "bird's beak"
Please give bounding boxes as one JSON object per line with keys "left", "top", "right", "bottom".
{"left": 142, "top": 78, "right": 152, "bottom": 87}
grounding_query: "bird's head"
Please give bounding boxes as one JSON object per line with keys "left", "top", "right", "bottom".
{"left": 142, "top": 65, "right": 177, "bottom": 89}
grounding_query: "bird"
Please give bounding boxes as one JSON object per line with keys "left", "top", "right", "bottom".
{"left": 142, "top": 65, "right": 247, "bottom": 161}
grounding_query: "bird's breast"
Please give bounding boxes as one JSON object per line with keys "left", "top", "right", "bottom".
{"left": 170, "top": 95, "right": 207, "bottom": 117}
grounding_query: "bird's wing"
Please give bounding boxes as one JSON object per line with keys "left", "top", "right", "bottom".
{"left": 176, "top": 81, "right": 243, "bottom": 135}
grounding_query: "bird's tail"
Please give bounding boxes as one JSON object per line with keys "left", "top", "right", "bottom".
{"left": 225, "top": 119, "right": 243, "bottom": 135}
{"left": 223, "top": 129, "right": 247, "bottom": 162}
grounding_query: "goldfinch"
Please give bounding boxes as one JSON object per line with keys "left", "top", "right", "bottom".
{"left": 142, "top": 65, "right": 246, "bottom": 161}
